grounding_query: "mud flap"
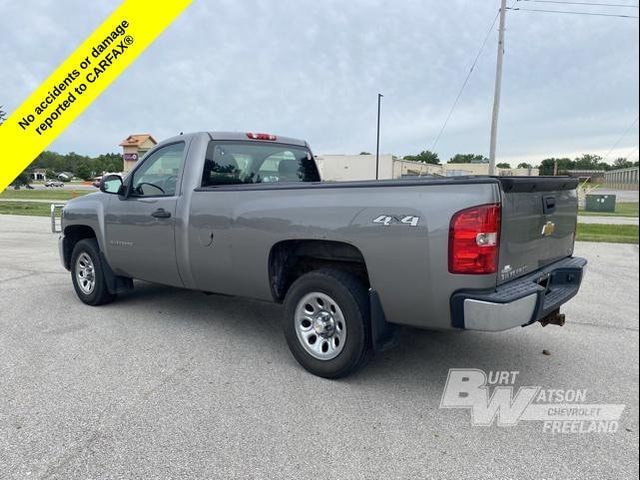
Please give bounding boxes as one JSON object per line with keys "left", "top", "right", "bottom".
{"left": 369, "top": 289, "right": 400, "bottom": 352}
{"left": 99, "top": 252, "right": 134, "bottom": 295}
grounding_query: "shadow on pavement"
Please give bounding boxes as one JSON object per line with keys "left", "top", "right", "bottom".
{"left": 110, "top": 280, "right": 550, "bottom": 387}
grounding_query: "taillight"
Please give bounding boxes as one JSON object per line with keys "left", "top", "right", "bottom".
{"left": 448, "top": 203, "right": 501, "bottom": 274}
{"left": 246, "top": 132, "right": 277, "bottom": 141}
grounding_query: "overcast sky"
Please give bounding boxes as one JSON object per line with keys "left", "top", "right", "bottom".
{"left": 1, "top": 0, "right": 638, "bottom": 166}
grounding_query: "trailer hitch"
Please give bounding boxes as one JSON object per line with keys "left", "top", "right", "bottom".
{"left": 539, "top": 310, "right": 566, "bottom": 327}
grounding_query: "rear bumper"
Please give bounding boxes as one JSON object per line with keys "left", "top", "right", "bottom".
{"left": 450, "top": 256, "right": 587, "bottom": 331}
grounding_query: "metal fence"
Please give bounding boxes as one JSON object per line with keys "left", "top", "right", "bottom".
{"left": 603, "top": 167, "right": 639, "bottom": 190}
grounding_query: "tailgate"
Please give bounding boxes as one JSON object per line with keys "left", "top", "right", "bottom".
{"left": 497, "top": 177, "right": 579, "bottom": 285}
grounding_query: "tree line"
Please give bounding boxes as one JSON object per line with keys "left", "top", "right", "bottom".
{"left": 30, "top": 150, "right": 123, "bottom": 180}
{"left": 9, "top": 150, "right": 123, "bottom": 187}
{"left": 394, "top": 150, "right": 639, "bottom": 174}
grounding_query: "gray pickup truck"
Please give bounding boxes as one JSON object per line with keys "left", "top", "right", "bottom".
{"left": 53, "top": 131, "right": 586, "bottom": 378}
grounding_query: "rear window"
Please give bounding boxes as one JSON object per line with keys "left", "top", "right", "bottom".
{"left": 201, "top": 141, "right": 320, "bottom": 187}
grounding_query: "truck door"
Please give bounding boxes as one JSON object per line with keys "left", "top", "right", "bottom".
{"left": 105, "top": 142, "right": 185, "bottom": 287}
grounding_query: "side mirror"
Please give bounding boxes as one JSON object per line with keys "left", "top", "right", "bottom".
{"left": 100, "top": 174, "right": 123, "bottom": 194}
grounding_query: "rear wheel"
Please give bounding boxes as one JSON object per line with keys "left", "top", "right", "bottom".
{"left": 70, "top": 238, "right": 115, "bottom": 306}
{"left": 283, "top": 269, "right": 371, "bottom": 378}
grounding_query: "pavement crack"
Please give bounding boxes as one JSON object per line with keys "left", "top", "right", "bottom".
{"left": 0, "top": 267, "right": 67, "bottom": 283}
{"left": 39, "top": 430, "right": 105, "bottom": 480}
{"left": 569, "top": 320, "right": 639, "bottom": 332}
{"left": 0, "top": 271, "right": 66, "bottom": 284}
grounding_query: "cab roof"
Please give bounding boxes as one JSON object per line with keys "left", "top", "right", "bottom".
{"left": 155, "top": 131, "right": 308, "bottom": 148}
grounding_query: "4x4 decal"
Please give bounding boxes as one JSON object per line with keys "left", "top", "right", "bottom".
{"left": 372, "top": 215, "right": 420, "bottom": 227}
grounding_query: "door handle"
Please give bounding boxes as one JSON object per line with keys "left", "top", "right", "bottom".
{"left": 151, "top": 208, "right": 171, "bottom": 219}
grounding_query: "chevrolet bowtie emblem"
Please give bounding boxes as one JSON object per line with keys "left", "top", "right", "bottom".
{"left": 541, "top": 221, "right": 555, "bottom": 236}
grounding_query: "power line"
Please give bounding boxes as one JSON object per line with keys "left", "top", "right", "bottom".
{"left": 518, "top": 0, "right": 639, "bottom": 8}
{"left": 429, "top": 10, "right": 501, "bottom": 151}
{"left": 603, "top": 115, "right": 639, "bottom": 161}
{"left": 508, "top": 6, "right": 640, "bottom": 17}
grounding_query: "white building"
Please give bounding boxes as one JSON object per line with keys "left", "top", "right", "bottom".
{"left": 316, "top": 154, "right": 538, "bottom": 181}
{"left": 315, "top": 154, "right": 394, "bottom": 181}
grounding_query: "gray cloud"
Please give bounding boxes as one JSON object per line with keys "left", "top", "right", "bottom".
{"left": 1, "top": 0, "right": 638, "bottom": 165}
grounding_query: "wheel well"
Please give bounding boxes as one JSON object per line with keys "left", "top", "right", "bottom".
{"left": 269, "top": 240, "right": 369, "bottom": 302}
{"left": 62, "top": 225, "right": 97, "bottom": 269}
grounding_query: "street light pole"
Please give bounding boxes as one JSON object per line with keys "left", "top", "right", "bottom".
{"left": 489, "top": 0, "right": 507, "bottom": 176}
{"left": 376, "top": 93, "right": 383, "bottom": 180}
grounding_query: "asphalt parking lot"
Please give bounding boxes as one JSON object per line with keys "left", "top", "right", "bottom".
{"left": 0, "top": 214, "right": 638, "bottom": 479}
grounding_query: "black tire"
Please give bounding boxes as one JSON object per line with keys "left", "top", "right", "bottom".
{"left": 283, "top": 269, "right": 371, "bottom": 378}
{"left": 70, "top": 238, "right": 115, "bottom": 306}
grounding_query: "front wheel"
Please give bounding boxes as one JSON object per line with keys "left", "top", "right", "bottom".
{"left": 70, "top": 238, "right": 115, "bottom": 306}
{"left": 283, "top": 269, "right": 371, "bottom": 378}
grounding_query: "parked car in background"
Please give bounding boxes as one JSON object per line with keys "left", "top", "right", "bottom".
{"left": 44, "top": 180, "right": 64, "bottom": 187}
{"left": 53, "top": 131, "right": 587, "bottom": 378}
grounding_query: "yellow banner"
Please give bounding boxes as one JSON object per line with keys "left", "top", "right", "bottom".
{"left": 0, "top": 0, "right": 192, "bottom": 191}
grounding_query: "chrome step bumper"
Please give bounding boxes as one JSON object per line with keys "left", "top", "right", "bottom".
{"left": 450, "top": 256, "right": 587, "bottom": 331}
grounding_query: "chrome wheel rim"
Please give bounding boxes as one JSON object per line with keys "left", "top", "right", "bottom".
{"left": 294, "top": 292, "right": 346, "bottom": 360}
{"left": 75, "top": 252, "right": 96, "bottom": 295}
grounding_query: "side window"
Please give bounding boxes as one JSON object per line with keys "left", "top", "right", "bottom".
{"left": 201, "top": 141, "right": 319, "bottom": 187}
{"left": 131, "top": 143, "right": 184, "bottom": 197}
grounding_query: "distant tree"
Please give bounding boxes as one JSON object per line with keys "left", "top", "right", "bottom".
{"left": 0, "top": 105, "right": 6, "bottom": 125}
{"left": 496, "top": 162, "right": 511, "bottom": 169}
{"left": 537, "top": 154, "right": 611, "bottom": 175}
{"left": 613, "top": 157, "right": 633, "bottom": 170}
{"left": 574, "top": 153, "right": 609, "bottom": 171}
{"left": 10, "top": 170, "right": 31, "bottom": 188}
{"left": 404, "top": 150, "right": 440, "bottom": 165}
{"left": 359, "top": 151, "right": 372, "bottom": 155}
{"left": 94, "top": 153, "right": 123, "bottom": 173}
{"left": 448, "top": 153, "right": 488, "bottom": 164}
{"left": 75, "top": 161, "right": 94, "bottom": 181}
{"left": 517, "top": 162, "right": 533, "bottom": 169}
{"left": 539, "top": 157, "right": 573, "bottom": 176}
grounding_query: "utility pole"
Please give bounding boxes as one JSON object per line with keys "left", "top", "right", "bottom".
{"left": 489, "top": 0, "right": 507, "bottom": 176}
{"left": 376, "top": 93, "right": 383, "bottom": 180}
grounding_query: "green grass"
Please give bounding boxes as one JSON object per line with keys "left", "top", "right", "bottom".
{"left": 576, "top": 223, "right": 639, "bottom": 244}
{"left": 579, "top": 202, "right": 639, "bottom": 218}
{"left": 0, "top": 188, "right": 91, "bottom": 200}
{"left": 0, "top": 201, "right": 53, "bottom": 216}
